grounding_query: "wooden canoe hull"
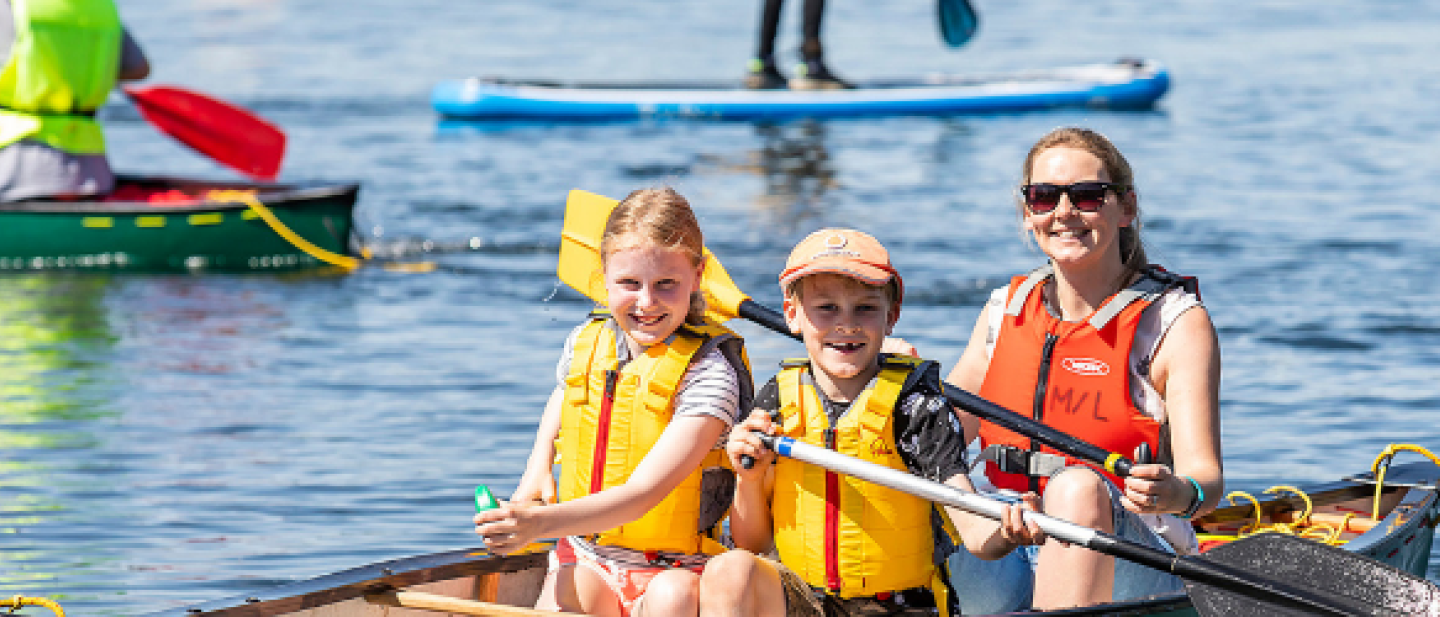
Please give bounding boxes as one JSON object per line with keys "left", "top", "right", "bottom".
{"left": 147, "top": 461, "right": 1440, "bottom": 617}
{"left": 0, "top": 176, "right": 358, "bottom": 271}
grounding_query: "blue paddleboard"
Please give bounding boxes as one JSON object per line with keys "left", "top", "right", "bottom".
{"left": 432, "top": 58, "right": 1168, "bottom": 121}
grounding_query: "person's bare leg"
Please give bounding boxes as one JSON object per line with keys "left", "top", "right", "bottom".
{"left": 634, "top": 569, "right": 701, "bottom": 617}
{"left": 1032, "top": 469, "right": 1115, "bottom": 609}
{"left": 698, "top": 550, "right": 788, "bottom": 617}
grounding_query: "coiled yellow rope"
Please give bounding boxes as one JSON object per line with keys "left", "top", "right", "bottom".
{"left": 1211, "top": 443, "right": 1440, "bottom": 547}
{"left": 2, "top": 596, "right": 65, "bottom": 616}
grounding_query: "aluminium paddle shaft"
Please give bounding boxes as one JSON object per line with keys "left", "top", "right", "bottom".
{"left": 760, "top": 434, "right": 1363, "bottom": 617}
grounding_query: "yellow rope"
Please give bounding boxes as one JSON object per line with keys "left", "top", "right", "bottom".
{"left": 206, "top": 191, "right": 362, "bottom": 270}
{"left": 3, "top": 596, "right": 65, "bottom": 616}
{"left": 1368, "top": 444, "right": 1440, "bottom": 525}
{"left": 1207, "top": 444, "right": 1440, "bottom": 548}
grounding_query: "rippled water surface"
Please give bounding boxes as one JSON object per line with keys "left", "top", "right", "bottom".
{"left": 3, "top": 0, "right": 1439, "bottom": 613}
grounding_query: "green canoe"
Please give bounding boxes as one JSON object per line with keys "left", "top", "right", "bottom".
{"left": 0, "top": 175, "right": 358, "bottom": 271}
{"left": 143, "top": 458, "right": 1440, "bottom": 617}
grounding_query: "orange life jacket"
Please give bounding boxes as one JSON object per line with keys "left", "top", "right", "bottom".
{"left": 977, "top": 265, "right": 1197, "bottom": 493}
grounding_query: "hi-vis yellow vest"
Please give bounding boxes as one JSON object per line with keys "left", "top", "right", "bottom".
{"left": 558, "top": 315, "right": 749, "bottom": 555}
{"left": 771, "top": 356, "right": 943, "bottom": 597}
{"left": 0, "top": 0, "right": 121, "bottom": 153}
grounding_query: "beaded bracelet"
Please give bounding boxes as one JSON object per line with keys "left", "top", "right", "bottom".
{"left": 1178, "top": 476, "right": 1205, "bottom": 519}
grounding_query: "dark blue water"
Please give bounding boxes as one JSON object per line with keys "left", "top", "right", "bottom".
{"left": 3, "top": 1, "right": 1439, "bottom": 614}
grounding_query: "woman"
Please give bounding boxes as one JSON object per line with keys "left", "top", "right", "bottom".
{"left": 945, "top": 127, "right": 1222, "bottom": 612}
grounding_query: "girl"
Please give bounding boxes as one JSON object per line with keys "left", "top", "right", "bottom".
{"left": 476, "top": 187, "right": 752, "bottom": 617}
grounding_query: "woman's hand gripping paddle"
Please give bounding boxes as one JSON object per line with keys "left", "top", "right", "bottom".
{"left": 557, "top": 189, "right": 1136, "bottom": 479}
{"left": 125, "top": 85, "right": 286, "bottom": 181}
{"left": 757, "top": 433, "right": 1440, "bottom": 617}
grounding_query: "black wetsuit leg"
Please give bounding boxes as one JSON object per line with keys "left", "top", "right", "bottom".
{"left": 757, "top": 0, "right": 785, "bottom": 61}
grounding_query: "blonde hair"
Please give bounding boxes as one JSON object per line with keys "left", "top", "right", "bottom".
{"left": 601, "top": 187, "right": 708, "bottom": 324}
{"left": 1019, "top": 127, "right": 1148, "bottom": 288}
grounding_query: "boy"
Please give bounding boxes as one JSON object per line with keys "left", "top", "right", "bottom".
{"left": 699, "top": 229, "right": 1042, "bottom": 617}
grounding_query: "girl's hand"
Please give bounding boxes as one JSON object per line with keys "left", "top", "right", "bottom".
{"left": 999, "top": 492, "right": 1047, "bottom": 547}
{"left": 1121, "top": 464, "right": 1190, "bottom": 514}
{"left": 727, "top": 411, "right": 778, "bottom": 478}
{"left": 474, "top": 502, "right": 544, "bottom": 555}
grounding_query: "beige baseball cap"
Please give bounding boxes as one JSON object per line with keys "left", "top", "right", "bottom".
{"left": 778, "top": 228, "right": 903, "bottom": 303}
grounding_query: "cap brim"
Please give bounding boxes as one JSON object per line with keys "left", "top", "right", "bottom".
{"left": 779, "top": 259, "right": 895, "bottom": 289}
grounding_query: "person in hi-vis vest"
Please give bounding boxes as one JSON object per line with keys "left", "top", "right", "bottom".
{"left": 0, "top": 0, "right": 149, "bottom": 202}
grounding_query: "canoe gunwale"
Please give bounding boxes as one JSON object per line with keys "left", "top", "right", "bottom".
{"left": 148, "top": 466, "right": 1440, "bottom": 617}
{"left": 147, "top": 546, "right": 551, "bottom": 617}
{"left": 0, "top": 175, "right": 360, "bottom": 215}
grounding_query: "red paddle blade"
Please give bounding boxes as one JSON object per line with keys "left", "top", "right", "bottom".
{"left": 125, "top": 84, "right": 285, "bottom": 181}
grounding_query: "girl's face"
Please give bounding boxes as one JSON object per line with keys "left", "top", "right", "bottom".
{"left": 602, "top": 240, "right": 703, "bottom": 353}
{"left": 1025, "top": 147, "right": 1135, "bottom": 270}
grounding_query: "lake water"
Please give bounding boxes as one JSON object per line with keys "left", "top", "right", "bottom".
{"left": 3, "top": 0, "right": 1439, "bottom": 614}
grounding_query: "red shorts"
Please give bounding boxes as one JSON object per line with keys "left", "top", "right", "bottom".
{"left": 552, "top": 537, "right": 706, "bottom": 617}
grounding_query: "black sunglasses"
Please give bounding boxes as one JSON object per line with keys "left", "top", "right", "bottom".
{"left": 1021, "top": 182, "right": 1128, "bottom": 214}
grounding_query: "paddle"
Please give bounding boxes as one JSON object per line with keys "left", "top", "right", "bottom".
{"left": 557, "top": 189, "right": 1136, "bottom": 479}
{"left": 758, "top": 432, "right": 1438, "bottom": 617}
{"left": 124, "top": 85, "right": 286, "bottom": 181}
{"left": 937, "top": 0, "right": 979, "bottom": 48}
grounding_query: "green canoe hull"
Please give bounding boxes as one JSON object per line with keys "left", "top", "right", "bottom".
{"left": 0, "top": 176, "right": 359, "bottom": 271}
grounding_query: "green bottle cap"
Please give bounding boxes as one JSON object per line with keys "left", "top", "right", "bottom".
{"left": 475, "top": 485, "right": 500, "bottom": 512}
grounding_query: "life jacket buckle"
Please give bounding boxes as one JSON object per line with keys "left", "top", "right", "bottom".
{"left": 980, "top": 445, "right": 1067, "bottom": 477}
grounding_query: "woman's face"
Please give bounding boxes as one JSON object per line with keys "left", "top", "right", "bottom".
{"left": 1025, "top": 147, "right": 1134, "bottom": 270}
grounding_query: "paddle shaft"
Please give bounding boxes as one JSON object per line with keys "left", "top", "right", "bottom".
{"left": 762, "top": 435, "right": 1359, "bottom": 617}
{"left": 735, "top": 298, "right": 1133, "bottom": 477}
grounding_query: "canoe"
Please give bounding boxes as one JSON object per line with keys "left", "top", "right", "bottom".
{"left": 0, "top": 175, "right": 359, "bottom": 271}
{"left": 432, "top": 58, "right": 1169, "bottom": 121}
{"left": 147, "top": 458, "right": 1440, "bottom": 616}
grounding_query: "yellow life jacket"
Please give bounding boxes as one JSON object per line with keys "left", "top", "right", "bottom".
{"left": 771, "top": 355, "right": 951, "bottom": 598}
{"left": 558, "top": 313, "right": 751, "bottom": 555}
{"left": 0, "top": 0, "right": 121, "bottom": 153}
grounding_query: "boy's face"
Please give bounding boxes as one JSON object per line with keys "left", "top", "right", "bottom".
{"left": 783, "top": 273, "right": 899, "bottom": 393}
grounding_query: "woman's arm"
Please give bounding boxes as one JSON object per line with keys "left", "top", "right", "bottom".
{"left": 945, "top": 302, "right": 995, "bottom": 446}
{"left": 477, "top": 414, "right": 729, "bottom": 554}
{"left": 1123, "top": 306, "right": 1223, "bottom": 516}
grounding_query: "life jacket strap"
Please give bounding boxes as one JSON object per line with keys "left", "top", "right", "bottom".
{"left": 976, "top": 444, "right": 1068, "bottom": 478}
{"left": 0, "top": 104, "right": 97, "bottom": 118}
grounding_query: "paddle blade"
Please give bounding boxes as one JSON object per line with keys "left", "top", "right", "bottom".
{"left": 125, "top": 85, "right": 285, "bottom": 181}
{"left": 558, "top": 189, "right": 617, "bottom": 304}
{"left": 1187, "top": 533, "right": 1440, "bottom": 616}
{"left": 558, "top": 189, "right": 754, "bottom": 324}
{"left": 937, "top": 0, "right": 979, "bottom": 47}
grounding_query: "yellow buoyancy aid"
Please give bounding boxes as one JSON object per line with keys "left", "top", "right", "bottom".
{"left": 558, "top": 314, "right": 750, "bottom": 555}
{"left": 0, "top": 0, "right": 122, "bottom": 153}
{"left": 771, "top": 356, "right": 944, "bottom": 598}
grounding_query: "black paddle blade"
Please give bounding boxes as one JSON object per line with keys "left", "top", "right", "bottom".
{"left": 1187, "top": 533, "right": 1440, "bottom": 616}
